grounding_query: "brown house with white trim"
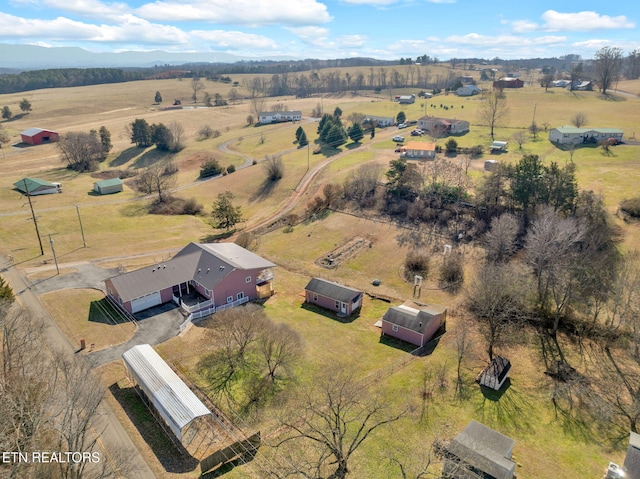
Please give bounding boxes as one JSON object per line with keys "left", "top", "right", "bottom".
{"left": 105, "top": 242, "right": 275, "bottom": 316}
{"left": 304, "top": 278, "right": 363, "bottom": 316}
{"left": 417, "top": 116, "right": 470, "bottom": 136}
{"left": 381, "top": 302, "right": 446, "bottom": 347}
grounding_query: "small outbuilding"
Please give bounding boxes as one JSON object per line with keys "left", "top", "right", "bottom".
{"left": 93, "top": 178, "right": 124, "bottom": 195}
{"left": 13, "top": 177, "right": 61, "bottom": 196}
{"left": 20, "top": 128, "right": 59, "bottom": 145}
{"left": 381, "top": 302, "right": 446, "bottom": 348}
{"left": 484, "top": 160, "right": 498, "bottom": 171}
{"left": 490, "top": 141, "right": 508, "bottom": 152}
{"left": 304, "top": 277, "right": 363, "bottom": 316}
{"left": 403, "top": 141, "right": 436, "bottom": 160}
{"left": 443, "top": 420, "right": 516, "bottom": 479}
{"left": 477, "top": 356, "right": 511, "bottom": 390}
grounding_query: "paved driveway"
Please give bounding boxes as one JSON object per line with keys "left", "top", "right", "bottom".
{"left": 87, "top": 302, "right": 184, "bottom": 367}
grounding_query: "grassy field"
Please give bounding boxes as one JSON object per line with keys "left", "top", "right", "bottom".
{"left": 2, "top": 70, "right": 640, "bottom": 478}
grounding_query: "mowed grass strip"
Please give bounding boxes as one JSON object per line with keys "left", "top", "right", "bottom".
{"left": 40, "top": 288, "right": 135, "bottom": 351}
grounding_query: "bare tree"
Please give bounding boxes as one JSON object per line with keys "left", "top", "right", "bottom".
{"left": 484, "top": 213, "right": 519, "bottom": 263}
{"left": 168, "top": 121, "right": 185, "bottom": 151}
{"left": 467, "top": 261, "right": 529, "bottom": 360}
{"left": 259, "top": 323, "right": 303, "bottom": 383}
{"left": 343, "top": 163, "right": 382, "bottom": 207}
{"left": 479, "top": 90, "right": 508, "bottom": 140}
{"left": 58, "top": 131, "right": 105, "bottom": 171}
{"left": 594, "top": 46, "right": 624, "bottom": 95}
{"left": 454, "top": 318, "right": 473, "bottom": 400}
{"left": 512, "top": 130, "right": 527, "bottom": 149}
{"left": 134, "top": 162, "right": 178, "bottom": 203}
{"left": 571, "top": 112, "right": 587, "bottom": 128}
{"left": 251, "top": 96, "right": 267, "bottom": 120}
{"left": 525, "top": 207, "right": 585, "bottom": 337}
{"left": 191, "top": 77, "right": 204, "bottom": 102}
{"left": 274, "top": 368, "right": 405, "bottom": 479}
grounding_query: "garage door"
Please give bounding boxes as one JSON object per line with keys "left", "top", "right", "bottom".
{"left": 131, "top": 291, "right": 162, "bottom": 314}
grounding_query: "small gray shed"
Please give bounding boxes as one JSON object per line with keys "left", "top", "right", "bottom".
{"left": 93, "top": 178, "right": 123, "bottom": 195}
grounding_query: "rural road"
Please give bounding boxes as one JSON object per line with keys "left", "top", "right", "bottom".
{"left": 0, "top": 255, "right": 157, "bottom": 479}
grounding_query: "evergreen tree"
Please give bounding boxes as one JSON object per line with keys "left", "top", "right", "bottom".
{"left": 295, "top": 125, "right": 304, "bottom": 142}
{"left": 370, "top": 123, "right": 375, "bottom": 139}
{"left": 130, "top": 119, "right": 152, "bottom": 147}
{"left": 334, "top": 106, "right": 343, "bottom": 118}
{"left": 0, "top": 276, "right": 15, "bottom": 303}
{"left": 98, "top": 126, "right": 112, "bottom": 159}
{"left": 2, "top": 106, "right": 12, "bottom": 119}
{"left": 348, "top": 122, "right": 364, "bottom": 143}
{"left": 151, "top": 123, "right": 173, "bottom": 151}
{"left": 211, "top": 191, "right": 243, "bottom": 230}
{"left": 396, "top": 111, "right": 406, "bottom": 124}
{"left": 299, "top": 129, "right": 309, "bottom": 147}
{"left": 154, "top": 91, "right": 162, "bottom": 103}
{"left": 325, "top": 124, "right": 347, "bottom": 147}
{"left": 19, "top": 98, "right": 32, "bottom": 113}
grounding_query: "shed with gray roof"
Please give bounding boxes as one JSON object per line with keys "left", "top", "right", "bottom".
{"left": 93, "top": 177, "right": 123, "bottom": 195}
{"left": 304, "top": 277, "right": 363, "bottom": 316}
{"left": 381, "top": 302, "right": 446, "bottom": 348}
{"left": 443, "top": 420, "right": 516, "bottom": 479}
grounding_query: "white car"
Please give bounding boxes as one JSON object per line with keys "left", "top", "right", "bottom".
{"left": 393, "top": 135, "right": 405, "bottom": 142}
{"left": 398, "top": 123, "right": 408, "bottom": 129}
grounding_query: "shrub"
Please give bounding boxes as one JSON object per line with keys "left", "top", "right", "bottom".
{"left": 226, "top": 164, "right": 236, "bottom": 174}
{"left": 440, "top": 254, "right": 464, "bottom": 285}
{"left": 620, "top": 197, "right": 640, "bottom": 218}
{"left": 200, "top": 156, "right": 223, "bottom": 178}
{"left": 235, "top": 232, "right": 254, "bottom": 250}
{"left": 405, "top": 251, "right": 430, "bottom": 276}
{"left": 149, "top": 197, "right": 203, "bottom": 215}
{"left": 445, "top": 138, "right": 458, "bottom": 153}
{"left": 198, "top": 125, "right": 214, "bottom": 139}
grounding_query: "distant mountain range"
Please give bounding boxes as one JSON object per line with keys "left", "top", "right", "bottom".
{"left": 0, "top": 44, "right": 293, "bottom": 70}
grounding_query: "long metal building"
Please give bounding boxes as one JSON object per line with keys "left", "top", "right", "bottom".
{"left": 122, "top": 344, "right": 213, "bottom": 446}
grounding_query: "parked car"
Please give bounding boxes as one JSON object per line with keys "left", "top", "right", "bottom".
{"left": 393, "top": 135, "right": 405, "bottom": 142}
{"left": 398, "top": 123, "right": 408, "bottom": 129}
{"left": 411, "top": 129, "right": 424, "bottom": 136}
{"left": 394, "top": 147, "right": 403, "bottom": 153}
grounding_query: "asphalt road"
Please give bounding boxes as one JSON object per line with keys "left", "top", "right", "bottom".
{"left": 1, "top": 255, "right": 157, "bottom": 479}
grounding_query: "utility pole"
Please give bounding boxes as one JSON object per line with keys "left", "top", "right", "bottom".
{"left": 49, "top": 234, "right": 59, "bottom": 275}
{"left": 23, "top": 179, "right": 44, "bottom": 255}
{"left": 76, "top": 205, "right": 86, "bottom": 247}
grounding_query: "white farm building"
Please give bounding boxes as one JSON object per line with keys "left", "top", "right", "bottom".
{"left": 548, "top": 126, "right": 624, "bottom": 145}
{"left": 122, "top": 344, "right": 214, "bottom": 447}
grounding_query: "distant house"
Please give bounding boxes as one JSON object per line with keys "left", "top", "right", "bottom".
{"left": 105, "top": 242, "right": 275, "bottom": 315}
{"left": 403, "top": 141, "right": 436, "bottom": 160}
{"left": 13, "top": 177, "right": 61, "bottom": 196}
{"left": 443, "top": 420, "right": 516, "bottom": 479}
{"left": 567, "top": 80, "right": 593, "bottom": 91}
{"left": 364, "top": 115, "right": 395, "bottom": 127}
{"left": 20, "top": 128, "right": 59, "bottom": 145}
{"left": 456, "top": 85, "right": 481, "bottom": 97}
{"left": 93, "top": 178, "right": 123, "bottom": 195}
{"left": 477, "top": 356, "right": 511, "bottom": 390}
{"left": 490, "top": 141, "right": 508, "bottom": 152}
{"left": 381, "top": 302, "right": 446, "bottom": 348}
{"left": 398, "top": 94, "right": 416, "bottom": 104}
{"left": 258, "top": 111, "right": 302, "bottom": 124}
{"left": 418, "top": 116, "right": 470, "bottom": 136}
{"left": 548, "top": 126, "right": 624, "bottom": 145}
{"left": 304, "top": 278, "right": 363, "bottom": 316}
{"left": 493, "top": 77, "right": 524, "bottom": 88}
{"left": 122, "top": 344, "right": 214, "bottom": 446}
{"left": 552, "top": 79, "right": 570, "bottom": 88}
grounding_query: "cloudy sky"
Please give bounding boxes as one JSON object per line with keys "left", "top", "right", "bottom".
{"left": 2, "top": 0, "right": 639, "bottom": 60}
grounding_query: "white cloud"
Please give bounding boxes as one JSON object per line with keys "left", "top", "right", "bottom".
{"left": 287, "top": 26, "right": 330, "bottom": 46}
{"left": 191, "top": 29, "right": 277, "bottom": 50}
{"left": 511, "top": 20, "right": 538, "bottom": 33}
{"left": 337, "top": 34, "right": 366, "bottom": 47}
{"left": 136, "top": 0, "right": 332, "bottom": 25}
{"left": 340, "top": 0, "right": 399, "bottom": 5}
{"left": 513, "top": 10, "right": 635, "bottom": 33}
{"left": 0, "top": 12, "right": 190, "bottom": 45}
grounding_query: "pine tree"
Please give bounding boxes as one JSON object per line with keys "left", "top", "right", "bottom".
{"left": 348, "top": 123, "right": 364, "bottom": 143}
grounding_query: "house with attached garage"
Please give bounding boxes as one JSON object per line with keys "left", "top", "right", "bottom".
{"left": 105, "top": 242, "right": 275, "bottom": 316}
{"left": 304, "top": 278, "right": 363, "bottom": 316}
{"left": 548, "top": 126, "right": 624, "bottom": 145}
{"left": 381, "top": 302, "right": 446, "bottom": 348}
{"left": 258, "top": 111, "right": 302, "bottom": 124}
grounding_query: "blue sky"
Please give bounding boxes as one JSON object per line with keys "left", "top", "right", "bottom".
{"left": 2, "top": 0, "right": 639, "bottom": 60}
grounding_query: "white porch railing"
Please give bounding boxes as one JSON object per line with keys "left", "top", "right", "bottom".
{"left": 181, "top": 296, "right": 250, "bottom": 330}
{"left": 180, "top": 297, "right": 214, "bottom": 313}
